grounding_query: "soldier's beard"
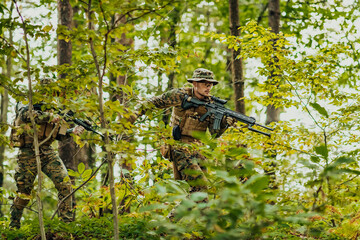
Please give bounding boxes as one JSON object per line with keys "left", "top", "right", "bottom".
{"left": 195, "top": 90, "right": 210, "bottom": 100}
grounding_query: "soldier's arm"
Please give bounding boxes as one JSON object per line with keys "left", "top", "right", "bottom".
{"left": 129, "top": 88, "right": 186, "bottom": 124}
{"left": 148, "top": 88, "right": 185, "bottom": 109}
{"left": 21, "top": 109, "right": 59, "bottom": 124}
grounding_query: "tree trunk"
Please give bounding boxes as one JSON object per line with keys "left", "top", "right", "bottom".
{"left": 110, "top": 14, "right": 133, "bottom": 103}
{"left": 0, "top": 4, "right": 13, "bottom": 217}
{"left": 57, "top": 0, "right": 94, "bottom": 221}
{"left": 265, "top": 0, "right": 281, "bottom": 124}
{"left": 0, "top": 1, "right": 14, "bottom": 218}
{"left": 111, "top": 13, "right": 133, "bottom": 173}
{"left": 264, "top": 0, "right": 281, "bottom": 191}
{"left": 0, "top": 43, "right": 10, "bottom": 219}
{"left": 57, "top": 0, "right": 73, "bottom": 78}
{"left": 107, "top": 14, "right": 134, "bottom": 215}
{"left": 86, "top": 2, "right": 119, "bottom": 237}
{"left": 14, "top": 1, "right": 46, "bottom": 237}
{"left": 162, "top": 7, "right": 179, "bottom": 124}
{"left": 229, "top": 0, "right": 245, "bottom": 114}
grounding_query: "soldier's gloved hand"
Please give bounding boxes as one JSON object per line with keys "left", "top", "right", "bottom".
{"left": 73, "top": 126, "right": 85, "bottom": 135}
{"left": 50, "top": 114, "right": 61, "bottom": 124}
{"left": 225, "top": 116, "right": 237, "bottom": 127}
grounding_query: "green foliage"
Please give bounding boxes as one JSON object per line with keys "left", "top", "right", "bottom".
{"left": 1, "top": 216, "right": 166, "bottom": 239}
{"left": 2, "top": 0, "right": 360, "bottom": 239}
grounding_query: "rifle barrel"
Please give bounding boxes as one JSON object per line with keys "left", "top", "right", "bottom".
{"left": 248, "top": 127, "right": 271, "bottom": 137}
{"left": 255, "top": 123, "right": 274, "bottom": 131}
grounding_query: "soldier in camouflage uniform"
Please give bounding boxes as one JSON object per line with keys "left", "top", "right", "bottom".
{"left": 135, "top": 68, "right": 235, "bottom": 193}
{"left": 9, "top": 87, "right": 85, "bottom": 229}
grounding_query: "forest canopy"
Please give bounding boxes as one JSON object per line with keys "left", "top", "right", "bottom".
{"left": 1, "top": 0, "right": 360, "bottom": 239}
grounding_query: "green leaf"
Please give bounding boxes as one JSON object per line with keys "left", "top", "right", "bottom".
{"left": 215, "top": 170, "right": 238, "bottom": 184}
{"left": 68, "top": 169, "right": 78, "bottom": 177}
{"left": 244, "top": 174, "right": 269, "bottom": 194}
{"left": 78, "top": 162, "right": 85, "bottom": 174}
{"left": 314, "top": 145, "right": 328, "bottom": 159}
{"left": 331, "top": 156, "right": 355, "bottom": 167}
{"left": 139, "top": 203, "right": 167, "bottom": 212}
{"left": 42, "top": 25, "right": 52, "bottom": 32}
{"left": 227, "top": 147, "right": 247, "bottom": 157}
{"left": 310, "top": 156, "right": 320, "bottom": 163}
{"left": 190, "top": 192, "right": 208, "bottom": 202}
{"left": 63, "top": 176, "right": 70, "bottom": 183}
{"left": 341, "top": 169, "right": 360, "bottom": 175}
{"left": 309, "top": 102, "right": 329, "bottom": 118}
{"left": 82, "top": 169, "right": 92, "bottom": 180}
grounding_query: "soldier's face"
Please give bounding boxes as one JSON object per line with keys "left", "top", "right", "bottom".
{"left": 193, "top": 81, "right": 213, "bottom": 99}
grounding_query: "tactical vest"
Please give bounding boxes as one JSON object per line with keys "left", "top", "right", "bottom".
{"left": 10, "top": 104, "right": 68, "bottom": 148}
{"left": 170, "top": 88, "right": 211, "bottom": 143}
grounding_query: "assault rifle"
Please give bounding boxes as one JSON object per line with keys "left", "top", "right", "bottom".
{"left": 20, "top": 103, "right": 109, "bottom": 140}
{"left": 181, "top": 95, "right": 274, "bottom": 137}
{"left": 64, "top": 110, "right": 111, "bottom": 140}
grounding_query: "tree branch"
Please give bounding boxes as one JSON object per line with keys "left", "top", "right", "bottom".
{"left": 0, "top": 35, "right": 26, "bottom": 62}
{"left": 51, "top": 158, "right": 107, "bottom": 219}
{"left": 13, "top": 0, "right": 46, "bottom": 238}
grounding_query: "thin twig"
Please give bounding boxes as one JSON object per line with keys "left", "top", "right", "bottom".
{"left": 51, "top": 158, "right": 107, "bottom": 219}
{"left": 38, "top": 122, "right": 60, "bottom": 147}
{"left": 13, "top": 0, "right": 46, "bottom": 238}
{"left": 0, "top": 35, "right": 26, "bottom": 62}
{"left": 285, "top": 77, "right": 323, "bottom": 130}
{"left": 0, "top": 203, "right": 38, "bottom": 213}
{"left": 339, "top": 174, "right": 360, "bottom": 186}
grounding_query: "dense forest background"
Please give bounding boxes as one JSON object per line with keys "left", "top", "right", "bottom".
{"left": 1, "top": 0, "right": 360, "bottom": 239}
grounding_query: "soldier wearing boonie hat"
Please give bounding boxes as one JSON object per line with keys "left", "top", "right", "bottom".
{"left": 129, "top": 68, "right": 235, "bottom": 217}
{"left": 187, "top": 68, "right": 219, "bottom": 85}
{"left": 133, "top": 68, "right": 236, "bottom": 185}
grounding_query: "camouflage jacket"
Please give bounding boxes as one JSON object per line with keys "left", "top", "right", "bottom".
{"left": 10, "top": 103, "right": 70, "bottom": 147}
{"left": 144, "top": 87, "right": 228, "bottom": 142}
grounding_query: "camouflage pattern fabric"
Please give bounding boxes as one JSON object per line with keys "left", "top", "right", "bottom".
{"left": 148, "top": 88, "right": 186, "bottom": 111}
{"left": 148, "top": 87, "right": 228, "bottom": 137}
{"left": 143, "top": 87, "right": 229, "bottom": 193}
{"left": 10, "top": 145, "right": 72, "bottom": 229}
{"left": 171, "top": 149, "right": 208, "bottom": 192}
{"left": 187, "top": 68, "right": 219, "bottom": 85}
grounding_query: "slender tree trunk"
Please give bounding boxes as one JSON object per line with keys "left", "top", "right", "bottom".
{"left": 57, "top": 0, "right": 73, "bottom": 164}
{"left": 0, "top": 62, "right": 9, "bottom": 218}
{"left": 87, "top": 1, "right": 119, "bottom": 238}
{"left": 264, "top": 0, "right": 281, "bottom": 191}
{"left": 265, "top": 0, "right": 281, "bottom": 124}
{"left": 0, "top": 3, "right": 12, "bottom": 216}
{"left": 107, "top": 14, "right": 134, "bottom": 215}
{"left": 57, "top": 0, "right": 73, "bottom": 79}
{"left": 14, "top": 1, "right": 46, "bottom": 238}
{"left": 115, "top": 16, "right": 133, "bottom": 104}
{"left": 57, "top": 0, "right": 78, "bottom": 220}
{"left": 162, "top": 6, "right": 179, "bottom": 124}
{"left": 114, "top": 15, "right": 133, "bottom": 177}
{"left": 229, "top": 0, "right": 245, "bottom": 114}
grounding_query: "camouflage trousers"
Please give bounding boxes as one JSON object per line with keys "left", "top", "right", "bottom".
{"left": 10, "top": 145, "right": 72, "bottom": 228}
{"left": 171, "top": 149, "right": 208, "bottom": 193}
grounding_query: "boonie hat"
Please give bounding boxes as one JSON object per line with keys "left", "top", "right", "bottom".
{"left": 187, "top": 68, "right": 219, "bottom": 85}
